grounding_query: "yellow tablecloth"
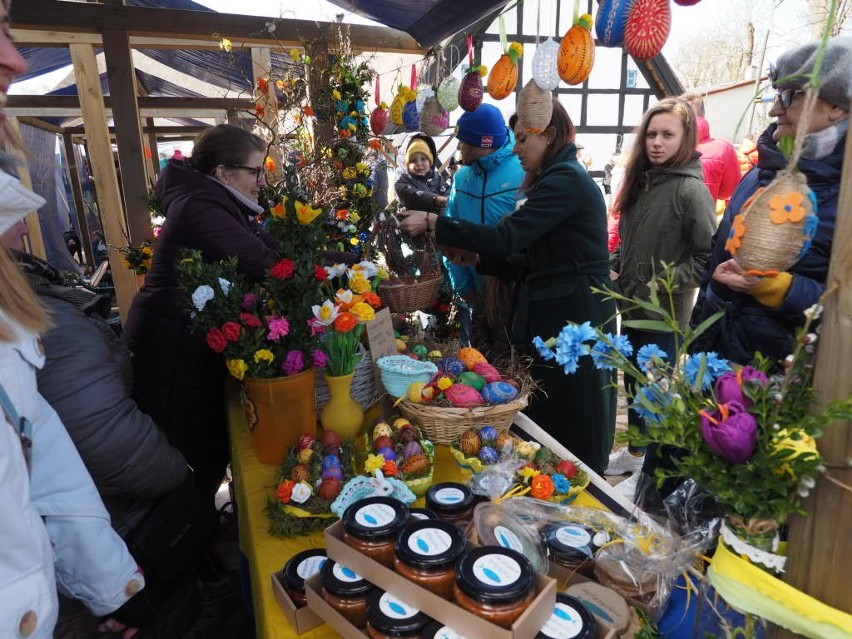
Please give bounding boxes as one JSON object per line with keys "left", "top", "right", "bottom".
{"left": 227, "top": 385, "right": 608, "bottom": 639}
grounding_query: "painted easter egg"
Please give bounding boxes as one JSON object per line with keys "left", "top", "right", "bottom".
{"left": 458, "top": 346, "right": 487, "bottom": 370}
{"left": 372, "top": 422, "right": 393, "bottom": 440}
{"left": 297, "top": 433, "right": 316, "bottom": 450}
{"left": 398, "top": 426, "right": 420, "bottom": 445}
{"left": 481, "top": 380, "right": 521, "bottom": 404}
{"left": 438, "top": 356, "right": 467, "bottom": 376}
{"left": 373, "top": 435, "right": 394, "bottom": 452}
{"left": 419, "top": 96, "right": 449, "bottom": 136}
{"left": 370, "top": 106, "right": 389, "bottom": 135}
{"left": 473, "top": 361, "right": 502, "bottom": 383}
{"left": 624, "top": 0, "right": 671, "bottom": 61}
{"left": 460, "top": 430, "right": 481, "bottom": 455}
{"left": 290, "top": 464, "right": 311, "bottom": 483}
{"left": 556, "top": 459, "right": 578, "bottom": 479}
{"left": 297, "top": 448, "right": 314, "bottom": 465}
{"left": 322, "top": 454, "right": 341, "bottom": 470}
{"left": 412, "top": 344, "right": 429, "bottom": 358}
{"left": 393, "top": 417, "right": 413, "bottom": 430}
{"left": 595, "top": 0, "right": 632, "bottom": 48}
{"left": 478, "top": 446, "right": 499, "bottom": 465}
{"left": 458, "top": 371, "right": 486, "bottom": 391}
{"left": 497, "top": 433, "right": 513, "bottom": 452}
{"left": 402, "top": 100, "right": 420, "bottom": 131}
{"left": 458, "top": 70, "right": 484, "bottom": 112}
{"left": 322, "top": 465, "right": 344, "bottom": 481}
{"left": 322, "top": 430, "right": 342, "bottom": 449}
{"left": 487, "top": 53, "right": 518, "bottom": 100}
{"left": 427, "top": 350, "right": 443, "bottom": 360}
{"left": 401, "top": 454, "right": 430, "bottom": 475}
{"left": 318, "top": 478, "right": 342, "bottom": 500}
{"left": 444, "top": 383, "right": 487, "bottom": 408}
{"left": 377, "top": 446, "right": 397, "bottom": 462}
{"left": 436, "top": 75, "right": 460, "bottom": 111}
{"left": 402, "top": 441, "right": 423, "bottom": 459}
{"left": 407, "top": 381, "right": 427, "bottom": 403}
{"left": 558, "top": 14, "right": 595, "bottom": 85}
{"left": 479, "top": 426, "right": 499, "bottom": 442}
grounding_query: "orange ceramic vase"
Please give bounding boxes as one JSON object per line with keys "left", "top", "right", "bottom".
{"left": 241, "top": 368, "right": 316, "bottom": 464}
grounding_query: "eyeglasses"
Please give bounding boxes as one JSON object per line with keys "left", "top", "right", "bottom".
{"left": 774, "top": 89, "right": 804, "bottom": 108}
{"left": 225, "top": 164, "right": 265, "bottom": 182}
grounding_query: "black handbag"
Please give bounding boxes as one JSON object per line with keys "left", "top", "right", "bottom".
{"left": 127, "top": 474, "right": 217, "bottom": 586}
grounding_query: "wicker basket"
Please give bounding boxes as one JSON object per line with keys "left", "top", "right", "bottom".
{"left": 316, "top": 344, "right": 377, "bottom": 411}
{"left": 397, "top": 394, "right": 529, "bottom": 445}
{"left": 378, "top": 269, "right": 443, "bottom": 314}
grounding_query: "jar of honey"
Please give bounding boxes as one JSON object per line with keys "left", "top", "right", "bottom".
{"left": 319, "top": 559, "right": 374, "bottom": 628}
{"left": 409, "top": 507, "right": 439, "bottom": 521}
{"left": 536, "top": 593, "right": 597, "bottom": 639}
{"left": 541, "top": 523, "right": 607, "bottom": 578}
{"left": 342, "top": 496, "right": 410, "bottom": 568}
{"left": 425, "top": 482, "right": 475, "bottom": 525}
{"left": 394, "top": 519, "right": 466, "bottom": 600}
{"left": 282, "top": 548, "right": 326, "bottom": 608}
{"left": 365, "top": 589, "right": 433, "bottom": 638}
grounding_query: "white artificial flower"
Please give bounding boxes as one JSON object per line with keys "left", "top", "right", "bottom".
{"left": 353, "top": 260, "right": 379, "bottom": 279}
{"left": 325, "top": 263, "right": 348, "bottom": 279}
{"left": 804, "top": 303, "right": 823, "bottom": 321}
{"left": 291, "top": 481, "right": 312, "bottom": 504}
{"left": 191, "top": 285, "right": 215, "bottom": 311}
{"left": 218, "top": 278, "right": 232, "bottom": 295}
{"left": 335, "top": 289, "right": 354, "bottom": 306}
{"left": 312, "top": 300, "right": 340, "bottom": 326}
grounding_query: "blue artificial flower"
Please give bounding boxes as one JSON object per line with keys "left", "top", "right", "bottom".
{"left": 552, "top": 473, "right": 571, "bottom": 494}
{"left": 637, "top": 344, "right": 668, "bottom": 372}
{"left": 554, "top": 323, "right": 595, "bottom": 374}
{"left": 532, "top": 336, "right": 556, "bottom": 362}
{"left": 685, "top": 352, "right": 731, "bottom": 390}
{"left": 591, "top": 333, "right": 633, "bottom": 370}
{"left": 631, "top": 383, "right": 671, "bottom": 424}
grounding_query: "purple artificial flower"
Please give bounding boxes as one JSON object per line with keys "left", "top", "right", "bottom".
{"left": 266, "top": 316, "right": 290, "bottom": 342}
{"left": 282, "top": 350, "right": 305, "bottom": 376}
{"left": 714, "top": 366, "right": 769, "bottom": 408}
{"left": 312, "top": 349, "right": 330, "bottom": 369}
{"left": 308, "top": 316, "right": 327, "bottom": 337}
{"left": 241, "top": 292, "right": 259, "bottom": 311}
{"left": 700, "top": 400, "right": 758, "bottom": 464}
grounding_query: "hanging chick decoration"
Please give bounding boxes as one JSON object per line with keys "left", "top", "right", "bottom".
{"left": 558, "top": 14, "right": 595, "bottom": 85}
{"left": 487, "top": 42, "right": 524, "bottom": 100}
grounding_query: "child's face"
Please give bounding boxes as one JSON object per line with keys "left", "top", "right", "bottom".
{"left": 407, "top": 152, "right": 431, "bottom": 176}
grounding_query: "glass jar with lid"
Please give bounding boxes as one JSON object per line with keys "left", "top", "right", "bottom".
{"left": 409, "top": 507, "right": 439, "bottom": 521}
{"left": 541, "top": 522, "right": 608, "bottom": 577}
{"left": 281, "top": 548, "right": 326, "bottom": 608}
{"left": 320, "top": 558, "right": 375, "bottom": 628}
{"left": 425, "top": 482, "right": 475, "bottom": 524}
{"left": 453, "top": 546, "right": 536, "bottom": 628}
{"left": 342, "top": 496, "right": 410, "bottom": 568}
{"left": 365, "top": 589, "right": 433, "bottom": 638}
{"left": 421, "top": 621, "right": 468, "bottom": 638}
{"left": 536, "top": 593, "right": 597, "bottom": 639}
{"left": 394, "top": 519, "right": 466, "bottom": 599}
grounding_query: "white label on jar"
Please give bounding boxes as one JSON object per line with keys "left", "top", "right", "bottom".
{"left": 378, "top": 592, "right": 419, "bottom": 619}
{"left": 354, "top": 503, "right": 396, "bottom": 528}
{"left": 409, "top": 528, "right": 452, "bottom": 556}
{"left": 434, "top": 487, "right": 465, "bottom": 504}
{"left": 555, "top": 525, "right": 591, "bottom": 548}
{"left": 411, "top": 511, "right": 430, "bottom": 520}
{"left": 472, "top": 553, "right": 521, "bottom": 587}
{"left": 592, "top": 531, "right": 611, "bottom": 547}
{"left": 296, "top": 556, "right": 326, "bottom": 580}
{"left": 433, "top": 627, "right": 467, "bottom": 639}
{"left": 540, "top": 602, "right": 584, "bottom": 638}
{"left": 494, "top": 526, "right": 523, "bottom": 552}
{"left": 332, "top": 563, "right": 362, "bottom": 583}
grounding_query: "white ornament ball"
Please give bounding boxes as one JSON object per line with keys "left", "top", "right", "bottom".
{"left": 532, "top": 38, "right": 562, "bottom": 91}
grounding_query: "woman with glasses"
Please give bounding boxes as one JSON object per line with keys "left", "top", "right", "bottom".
{"left": 691, "top": 37, "right": 851, "bottom": 366}
{"left": 124, "top": 124, "right": 280, "bottom": 502}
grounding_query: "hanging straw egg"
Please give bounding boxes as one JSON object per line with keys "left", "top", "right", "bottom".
{"left": 595, "top": 0, "right": 632, "bottom": 48}
{"left": 532, "top": 38, "right": 562, "bottom": 91}
{"left": 420, "top": 96, "right": 449, "bottom": 136}
{"left": 458, "top": 67, "right": 485, "bottom": 112}
{"left": 725, "top": 170, "right": 819, "bottom": 276}
{"left": 558, "top": 14, "right": 595, "bottom": 86}
{"left": 370, "top": 104, "right": 389, "bottom": 135}
{"left": 437, "top": 75, "right": 460, "bottom": 111}
{"left": 624, "top": 0, "right": 671, "bottom": 61}
{"left": 516, "top": 79, "right": 553, "bottom": 134}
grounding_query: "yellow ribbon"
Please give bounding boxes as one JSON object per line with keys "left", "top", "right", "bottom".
{"left": 280, "top": 505, "right": 336, "bottom": 519}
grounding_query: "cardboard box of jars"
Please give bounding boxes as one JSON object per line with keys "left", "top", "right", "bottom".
{"left": 271, "top": 569, "right": 324, "bottom": 634}
{"left": 321, "top": 518, "right": 557, "bottom": 639}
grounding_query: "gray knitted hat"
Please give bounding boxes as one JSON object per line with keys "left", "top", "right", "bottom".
{"left": 771, "top": 37, "right": 852, "bottom": 111}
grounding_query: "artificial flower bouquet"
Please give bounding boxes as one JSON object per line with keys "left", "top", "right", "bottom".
{"left": 116, "top": 239, "right": 154, "bottom": 275}
{"left": 363, "top": 416, "right": 435, "bottom": 496}
{"left": 265, "top": 430, "right": 357, "bottom": 537}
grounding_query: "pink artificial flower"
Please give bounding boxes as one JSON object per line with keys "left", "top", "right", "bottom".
{"left": 282, "top": 350, "right": 305, "bottom": 376}
{"left": 266, "top": 316, "right": 290, "bottom": 342}
{"left": 714, "top": 366, "right": 769, "bottom": 408}
{"left": 308, "top": 316, "right": 327, "bottom": 337}
{"left": 700, "top": 401, "right": 758, "bottom": 465}
{"left": 242, "top": 293, "right": 259, "bottom": 310}
{"left": 312, "top": 349, "right": 329, "bottom": 369}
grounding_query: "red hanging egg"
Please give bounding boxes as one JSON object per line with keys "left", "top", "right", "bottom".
{"left": 624, "top": 0, "right": 671, "bottom": 61}
{"left": 370, "top": 107, "right": 389, "bottom": 135}
{"left": 458, "top": 70, "right": 484, "bottom": 112}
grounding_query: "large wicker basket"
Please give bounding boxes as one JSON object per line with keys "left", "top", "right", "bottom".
{"left": 397, "top": 394, "right": 529, "bottom": 445}
{"left": 378, "top": 268, "right": 443, "bottom": 314}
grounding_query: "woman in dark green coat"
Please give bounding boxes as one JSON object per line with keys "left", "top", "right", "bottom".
{"left": 399, "top": 100, "right": 616, "bottom": 474}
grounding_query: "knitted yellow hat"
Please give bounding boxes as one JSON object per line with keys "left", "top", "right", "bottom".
{"left": 405, "top": 139, "right": 433, "bottom": 166}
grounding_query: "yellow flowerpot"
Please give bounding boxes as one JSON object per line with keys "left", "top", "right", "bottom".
{"left": 320, "top": 372, "right": 364, "bottom": 439}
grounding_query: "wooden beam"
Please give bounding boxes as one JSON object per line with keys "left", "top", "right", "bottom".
{"left": 7, "top": 95, "right": 255, "bottom": 111}
{"left": 102, "top": 28, "right": 151, "bottom": 244}
{"left": 5, "top": 117, "right": 47, "bottom": 260}
{"left": 70, "top": 43, "right": 139, "bottom": 323}
{"left": 62, "top": 134, "right": 94, "bottom": 268}
{"left": 12, "top": 29, "right": 296, "bottom": 50}
{"left": 11, "top": 0, "right": 424, "bottom": 54}
{"left": 62, "top": 125, "right": 211, "bottom": 136}
{"left": 16, "top": 116, "right": 63, "bottom": 134}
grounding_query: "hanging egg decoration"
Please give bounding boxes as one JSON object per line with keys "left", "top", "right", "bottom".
{"left": 558, "top": 14, "right": 595, "bottom": 86}
{"left": 487, "top": 42, "right": 523, "bottom": 100}
{"left": 531, "top": 38, "right": 562, "bottom": 91}
{"left": 595, "top": 0, "right": 633, "bottom": 48}
{"left": 516, "top": 79, "right": 553, "bottom": 133}
{"left": 437, "top": 75, "right": 460, "bottom": 111}
{"left": 420, "top": 95, "right": 450, "bottom": 136}
{"left": 403, "top": 99, "right": 420, "bottom": 131}
{"left": 624, "top": 0, "right": 672, "bottom": 61}
{"left": 458, "top": 66, "right": 486, "bottom": 112}
{"left": 390, "top": 85, "right": 416, "bottom": 126}
{"left": 370, "top": 102, "right": 389, "bottom": 136}
{"left": 416, "top": 86, "right": 435, "bottom": 112}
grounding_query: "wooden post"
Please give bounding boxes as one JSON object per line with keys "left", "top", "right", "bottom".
{"left": 145, "top": 119, "right": 159, "bottom": 180}
{"left": 778, "top": 126, "right": 852, "bottom": 625}
{"left": 5, "top": 116, "right": 47, "bottom": 259}
{"left": 70, "top": 43, "right": 139, "bottom": 322}
{"left": 62, "top": 133, "right": 94, "bottom": 267}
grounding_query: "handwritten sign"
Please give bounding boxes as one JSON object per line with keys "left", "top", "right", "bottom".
{"left": 366, "top": 307, "right": 399, "bottom": 419}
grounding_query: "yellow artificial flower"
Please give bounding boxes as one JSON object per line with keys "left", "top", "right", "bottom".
{"left": 377, "top": 266, "right": 390, "bottom": 280}
{"left": 254, "top": 349, "right": 275, "bottom": 365}
{"left": 295, "top": 201, "right": 322, "bottom": 225}
{"left": 289, "top": 48, "right": 302, "bottom": 61}
{"left": 342, "top": 167, "right": 357, "bottom": 180}
{"left": 356, "top": 162, "right": 370, "bottom": 175}
{"left": 436, "top": 376, "right": 454, "bottom": 391}
{"left": 271, "top": 199, "right": 287, "bottom": 218}
{"left": 142, "top": 258, "right": 152, "bottom": 271}
{"left": 122, "top": 258, "right": 133, "bottom": 270}
{"left": 508, "top": 41, "right": 524, "bottom": 57}
{"left": 226, "top": 358, "right": 248, "bottom": 380}
{"left": 349, "top": 272, "right": 371, "bottom": 294}
{"left": 516, "top": 440, "right": 541, "bottom": 459}
{"left": 518, "top": 466, "right": 541, "bottom": 481}
{"left": 332, "top": 89, "right": 342, "bottom": 100}
{"left": 350, "top": 302, "right": 376, "bottom": 322}
{"left": 219, "top": 38, "right": 233, "bottom": 52}
{"left": 365, "top": 453, "right": 385, "bottom": 474}
{"left": 349, "top": 211, "right": 360, "bottom": 222}
{"left": 141, "top": 246, "right": 154, "bottom": 256}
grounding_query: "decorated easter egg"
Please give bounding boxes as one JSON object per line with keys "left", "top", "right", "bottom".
{"left": 558, "top": 14, "right": 595, "bottom": 85}
{"left": 322, "top": 454, "right": 341, "bottom": 470}
{"left": 420, "top": 384, "right": 438, "bottom": 402}
{"left": 290, "top": 464, "right": 311, "bottom": 483}
{"left": 460, "top": 430, "right": 481, "bottom": 455}
{"left": 393, "top": 417, "right": 412, "bottom": 430}
{"left": 458, "top": 69, "right": 484, "bottom": 112}
{"left": 624, "top": 0, "right": 671, "bottom": 61}
{"left": 318, "top": 478, "right": 342, "bottom": 500}
{"left": 487, "top": 53, "right": 518, "bottom": 100}
{"left": 412, "top": 344, "right": 429, "bottom": 358}
{"left": 402, "top": 441, "right": 423, "bottom": 458}
{"left": 444, "top": 383, "right": 487, "bottom": 408}
{"left": 395, "top": 338, "right": 407, "bottom": 352}
{"left": 481, "top": 380, "right": 521, "bottom": 404}
{"left": 479, "top": 426, "right": 499, "bottom": 442}
{"left": 458, "top": 347, "right": 488, "bottom": 370}
{"left": 378, "top": 446, "right": 397, "bottom": 462}
{"left": 370, "top": 106, "right": 389, "bottom": 135}
{"left": 419, "top": 96, "right": 449, "bottom": 136}
{"left": 496, "top": 433, "right": 513, "bottom": 451}
{"left": 407, "top": 381, "right": 427, "bottom": 403}
{"left": 556, "top": 459, "right": 578, "bottom": 479}
{"left": 322, "top": 430, "right": 342, "bottom": 449}
{"left": 373, "top": 435, "right": 394, "bottom": 452}
{"left": 436, "top": 75, "right": 460, "bottom": 111}
{"left": 532, "top": 38, "right": 561, "bottom": 91}
{"left": 322, "top": 465, "right": 344, "bottom": 481}
{"left": 390, "top": 91, "right": 407, "bottom": 125}
{"left": 595, "top": 0, "right": 632, "bottom": 48}
{"left": 398, "top": 426, "right": 420, "bottom": 445}
{"left": 372, "top": 422, "right": 393, "bottom": 440}
{"left": 297, "top": 433, "right": 316, "bottom": 450}
{"left": 297, "top": 448, "right": 314, "bottom": 465}
{"left": 402, "top": 100, "right": 420, "bottom": 131}
{"left": 438, "top": 356, "right": 467, "bottom": 376}
{"left": 401, "top": 454, "right": 430, "bottom": 475}
{"left": 473, "top": 361, "right": 503, "bottom": 383}
{"left": 478, "top": 446, "right": 499, "bottom": 465}
{"left": 458, "top": 371, "right": 486, "bottom": 391}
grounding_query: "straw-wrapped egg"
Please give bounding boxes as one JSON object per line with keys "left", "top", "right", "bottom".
{"left": 473, "top": 361, "right": 503, "bottom": 383}
{"left": 460, "top": 430, "right": 481, "bottom": 455}
{"left": 481, "top": 380, "right": 521, "bottom": 404}
{"left": 438, "top": 356, "right": 467, "bottom": 376}
{"left": 372, "top": 422, "right": 393, "bottom": 440}
{"left": 444, "top": 383, "right": 487, "bottom": 408}
{"left": 458, "top": 347, "right": 488, "bottom": 370}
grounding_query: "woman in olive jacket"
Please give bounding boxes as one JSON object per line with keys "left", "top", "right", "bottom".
{"left": 400, "top": 100, "right": 616, "bottom": 474}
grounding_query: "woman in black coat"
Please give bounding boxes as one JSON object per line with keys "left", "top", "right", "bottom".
{"left": 124, "top": 125, "right": 280, "bottom": 499}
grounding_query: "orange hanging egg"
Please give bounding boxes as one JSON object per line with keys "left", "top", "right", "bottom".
{"left": 487, "top": 54, "right": 518, "bottom": 100}
{"left": 558, "top": 14, "right": 595, "bottom": 86}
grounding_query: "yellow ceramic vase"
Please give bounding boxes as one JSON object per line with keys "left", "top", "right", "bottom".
{"left": 320, "top": 372, "right": 364, "bottom": 439}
